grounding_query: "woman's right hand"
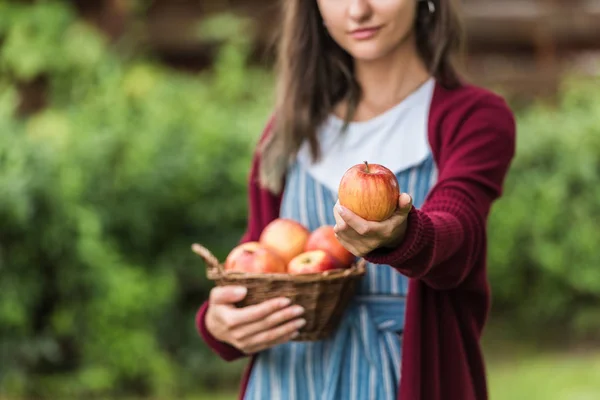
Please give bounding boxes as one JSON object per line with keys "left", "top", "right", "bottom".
{"left": 205, "top": 286, "right": 306, "bottom": 354}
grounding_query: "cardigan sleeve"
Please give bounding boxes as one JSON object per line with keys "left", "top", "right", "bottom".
{"left": 363, "top": 96, "right": 516, "bottom": 290}
{"left": 194, "top": 151, "right": 262, "bottom": 362}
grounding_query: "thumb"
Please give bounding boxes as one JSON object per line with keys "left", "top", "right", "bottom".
{"left": 209, "top": 286, "right": 248, "bottom": 305}
{"left": 336, "top": 203, "right": 369, "bottom": 235}
{"left": 398, "top": 193, "right": 413, "bottom": 214}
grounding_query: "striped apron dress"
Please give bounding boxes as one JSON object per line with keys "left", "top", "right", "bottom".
{"left": 243, "top": 153, "right": 438, "bottom": 400}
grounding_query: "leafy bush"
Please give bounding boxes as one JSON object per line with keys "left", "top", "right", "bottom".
{"left": 0, "top": 2, "right": 271, "bottom": 398}
{"left": 488, "top": 77, "right": 600, "bottom": 340}
{"left": 1, "top": 1, "right": 600, "bottom": 399}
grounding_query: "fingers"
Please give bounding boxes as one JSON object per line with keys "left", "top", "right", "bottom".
{"left": 212, "top": 295, "right": 306, "bottom": 354}
{"left": 223, "top": 297, "right": 293, "bottom": 328}
{"left": 331, "top": 193, "right": 412, "bottom": 257}
{"left": 242, "top": 317, "right": 308, "bottom": 354}
{"left": 333, "top": 200, "right": 347, "bottom": 232}
{"left": 334, "top": 203, "right": 371, "bottom": 235}
{"left": 385, "top": 193, "right": 413, "bottom": 232}
{"left": 398, "top": 193, "right": 413, "bottom": 213}
{"left": 209, "top": 286, "right": 248, "bottom": 305}
{"left": 232, "top": 304, "right": 305, "bottom": 341}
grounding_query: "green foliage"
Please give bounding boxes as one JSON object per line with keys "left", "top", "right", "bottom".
{"left": 488, "top": 77, "right": 600, "bottom": 339}
{"left": 1, "top": 1, "right": 600, "bottom": 399}
{"left": 0, "top": 2, "right": 271, "bottom": 398}
{"left": 0, "top": 2, "right": 106, "bottom": 81}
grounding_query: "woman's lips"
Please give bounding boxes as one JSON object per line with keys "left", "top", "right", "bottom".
{"left": 349, "top": 26, "right": 381, "bottom": 40}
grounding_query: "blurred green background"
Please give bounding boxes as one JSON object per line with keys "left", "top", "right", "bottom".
{"left": 1, "top": 1, "right": 599, "bottom": 399}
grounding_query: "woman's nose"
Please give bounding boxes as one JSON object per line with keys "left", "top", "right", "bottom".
{"left": 348, "top": 0, "right": 373, "bottom": 23}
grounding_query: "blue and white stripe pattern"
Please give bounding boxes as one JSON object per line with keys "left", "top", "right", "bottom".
{"left": 243, "top": 154, "right": 437, "bottom": 400}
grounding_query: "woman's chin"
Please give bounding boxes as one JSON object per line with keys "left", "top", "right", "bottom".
{"left": 344, "top": 44, "right": 392, "bottom": 64}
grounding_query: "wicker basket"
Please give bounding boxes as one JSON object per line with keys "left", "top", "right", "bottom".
{"left": 192, "top": 243, "right": 367, "bottom": 341}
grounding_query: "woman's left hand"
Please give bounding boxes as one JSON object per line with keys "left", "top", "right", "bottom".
{"left": 333, "top": 193, "right": 413, "bottom": 257}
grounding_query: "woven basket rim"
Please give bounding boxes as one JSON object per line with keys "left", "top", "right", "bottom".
{"left": 192, "top": 243, "right": 366, "bottom": 282}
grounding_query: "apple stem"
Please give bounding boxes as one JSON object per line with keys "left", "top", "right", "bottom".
{"left": 363, "top": 161, "right": 369, "bottom": 173}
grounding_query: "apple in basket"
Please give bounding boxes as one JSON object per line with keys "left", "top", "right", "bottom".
{"left": 305, "top": 225, "right": 356, "bottom": 268}
{"left": 287, "top": 250, "right": 342, "bottom": 275}
{"left": 338, "top": 161, "right": 399, "bottom": 222}
{"left": 224, "top": 242, "right": 287, "bottom": 274}
{"left": 259, "top": 218, "right": 310, "bottom": 265}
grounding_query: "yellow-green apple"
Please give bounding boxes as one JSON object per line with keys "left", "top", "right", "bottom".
{"left": 338, "top": 161, "right": 400, "bottom": 221}
{"left": 259, "top": 218, "right": 310, "bottom": 265}
{"left": 224, "top": 242, "right": 286, "bottom": 273}
{"left": 305, "top": 225, "right": 356, "bottom": 268}
{"left": 287, "top": 250, "right": 341, "bottom": 275}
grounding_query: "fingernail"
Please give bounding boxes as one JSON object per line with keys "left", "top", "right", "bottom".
{"left": 336, "top": 204, "right": 345, "bottom": 215}
{"left": 292, "top": 305, "right": 305, "bottom": 315}
{"left": 280, "top": 298, "right": 292, "bottom": 307}
{"left": 234, "top": 287, "right": 247, "bottom": 296}
{"left": 296, "top": 319, "right": 307, "bottom": 328}
{"left": 291, "top": 332, "right": 300, "bottom": 338}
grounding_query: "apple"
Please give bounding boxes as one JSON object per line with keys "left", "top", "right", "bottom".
{"left": 287, "top": 250, "right": 341, "bottom": 275}
{"left": 224, "top": 241, "right": 286, "bottom": 274}
{"left": 338, "top": 161, "right": 400, "bottom": 222}
{"left": 259, "top": 218, "right": 310, "bottom": 265}
{"left": 305, "top": 225, "right": 356, "bottom": 268}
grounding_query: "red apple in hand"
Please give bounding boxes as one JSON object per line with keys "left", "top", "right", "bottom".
{"left": 224, "top": 242, "right": 286, "bottom": 273}
{"left": 338, "top": 161, "right": 400, "bottom": 221}
{"left": 259, "top": 218, "right": 310, "bottom": 265}
{"left": 305, "top": 225, "right": 356, "bottom": 268}
{"left": 287, "top": 250, "right": 341, "bottom": 275}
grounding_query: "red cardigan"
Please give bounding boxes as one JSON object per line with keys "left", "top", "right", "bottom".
{"left": 196, "top": 81, "right": 516, "bottom": 400}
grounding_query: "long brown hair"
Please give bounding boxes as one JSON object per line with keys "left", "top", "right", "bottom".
{"left": 259, "top": 0, "right": 465, "bottom": 193}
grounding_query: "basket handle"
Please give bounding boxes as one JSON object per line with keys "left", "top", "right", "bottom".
{"left": 191, "top": 243, "right": 222, "bottom": 272}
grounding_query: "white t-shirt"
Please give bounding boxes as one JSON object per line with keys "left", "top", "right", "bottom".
{"left": 296, "top": 77, "right": 435, "bottom": 193}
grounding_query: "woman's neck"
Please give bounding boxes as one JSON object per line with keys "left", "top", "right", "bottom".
{"left": 343, "top": 36, "right": 431, "bottom": 122}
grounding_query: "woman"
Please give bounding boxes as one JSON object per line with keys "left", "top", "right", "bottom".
{"left": 196, "top": 0, "right": 516, "bottom": 399}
